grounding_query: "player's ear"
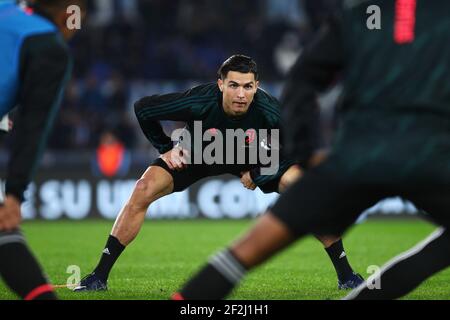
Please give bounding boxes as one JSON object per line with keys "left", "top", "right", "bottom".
{"left": 217, "top": 79, "right": 224, "bottom": 92}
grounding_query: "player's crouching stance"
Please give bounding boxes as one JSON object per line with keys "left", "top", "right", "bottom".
{"left": 73, "top": 55, "right": 363, "bottom": 293}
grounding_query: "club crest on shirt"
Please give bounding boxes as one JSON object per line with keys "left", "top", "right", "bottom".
{"left": 245, "top": 129, "right": 256, "bottom": 145}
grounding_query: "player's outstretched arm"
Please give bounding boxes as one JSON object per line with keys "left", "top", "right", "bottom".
{"left": 134, "top": 84, "right": 216, "bottom": 154}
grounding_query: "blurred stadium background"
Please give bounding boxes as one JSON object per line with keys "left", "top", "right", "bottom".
{"left": 1, "top": 0, "right": 449, "bottom": 300}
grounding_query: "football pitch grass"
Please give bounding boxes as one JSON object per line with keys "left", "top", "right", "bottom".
{"left": 1, "top": 218, "right": 449, "bottom": 300}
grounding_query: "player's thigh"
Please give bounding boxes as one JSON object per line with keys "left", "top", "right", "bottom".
{"left": 271, "top": 164, "right": 384, "bottom": 238}
{"left": 149, "top": 158, "right": 211, "bottom": 193}
{"left": 134, "top": 161, "right": 175, "bottom": 201}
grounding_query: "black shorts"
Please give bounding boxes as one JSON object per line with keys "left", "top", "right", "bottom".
{"left": 271, "top": 156, "right": 450, "bottom": 238}
{"left": 151, "top": 158, "right": 295, "bottom": 194}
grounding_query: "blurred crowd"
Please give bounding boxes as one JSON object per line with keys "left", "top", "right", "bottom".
{"left": 42, "top": 0, "right": 342, "bottom": 153}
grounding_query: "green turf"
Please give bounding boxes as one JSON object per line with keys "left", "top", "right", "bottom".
{"left": 0, "top": 219, "right": 449, "bottom": 300}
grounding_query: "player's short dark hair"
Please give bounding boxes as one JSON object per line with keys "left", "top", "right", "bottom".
{"left": 217, "top": 55, "right": 259, "bottom": 80}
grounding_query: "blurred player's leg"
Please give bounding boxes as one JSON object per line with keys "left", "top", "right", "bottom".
{"left": 345, "top": 228, "right": 450, "bottom": 300}
{"left": 346, "top": 187, "right": 450, "bottom": 299}
{"left": 174, "top": 164, "right": 380, "bottom": 299}
{"left": 74, "top": 165, "right": 174, "bottom": 291}
{"left": 278, "top": 165, "right": 364, "bottom": 289}
{"left": 0, "top": 230, "right": 57, "bottom": 300}
{"left": 173, "top": 213, "right": 295, "bottom": 300}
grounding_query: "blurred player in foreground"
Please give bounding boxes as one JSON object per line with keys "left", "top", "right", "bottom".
{"left": 174, "top": 0, "right": 450, "bottom": 299}
{"left": 0, "top": 0, "right": 85, "bottom": 300}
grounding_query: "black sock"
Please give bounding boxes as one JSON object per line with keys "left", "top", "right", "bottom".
{"left": 325, "top": 239, "right": 354, "bottom": 281}
{"left": 0, "top": 231, "right": 57, "bottom": 300}
{"left": 93, "top": 235, "right": 125, "bottom": 281}
{"left": 175, "top": 249, "right": 247, "bottom": 300}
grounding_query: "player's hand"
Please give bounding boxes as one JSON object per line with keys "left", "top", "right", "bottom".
{"left": 308, "top": 149, "right": 329, "bottom": 168}
{"left": 0, "top": 195, "right": 22, "bottom": 231}
{"left": 160, "top": 146, "right": 190, "bottom": 171}
{"left": 240, "top": 171, "right": 257, "bottom": 190}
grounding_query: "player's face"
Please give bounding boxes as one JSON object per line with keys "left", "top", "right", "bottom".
{"left": 218, "top": 71, "right": 259, "bottom": 118}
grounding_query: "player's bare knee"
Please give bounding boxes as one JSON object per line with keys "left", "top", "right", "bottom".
{"left": 134, "top": 178, "right": 156, "bottom": 198}
{"left": 133, "top": 178, "right": 158, "bottom": 204}
{"left": 135, "top": 178, "right": 150, "bottom": 192}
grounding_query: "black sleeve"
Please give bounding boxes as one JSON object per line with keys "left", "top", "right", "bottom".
{"left": 5, "top": 33, "right": 71, "bottom": 202}
{"left": 134, "top": 85, "right": 215, "bottom": 154}
{"left": 134, "top": 93, "right": 192, "bottom": 154}
{"left": 249, "top": 120, "right": 285, "bottom": 184}
{"left": 280, "top": 15, "right": 346, "bottom": 166}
